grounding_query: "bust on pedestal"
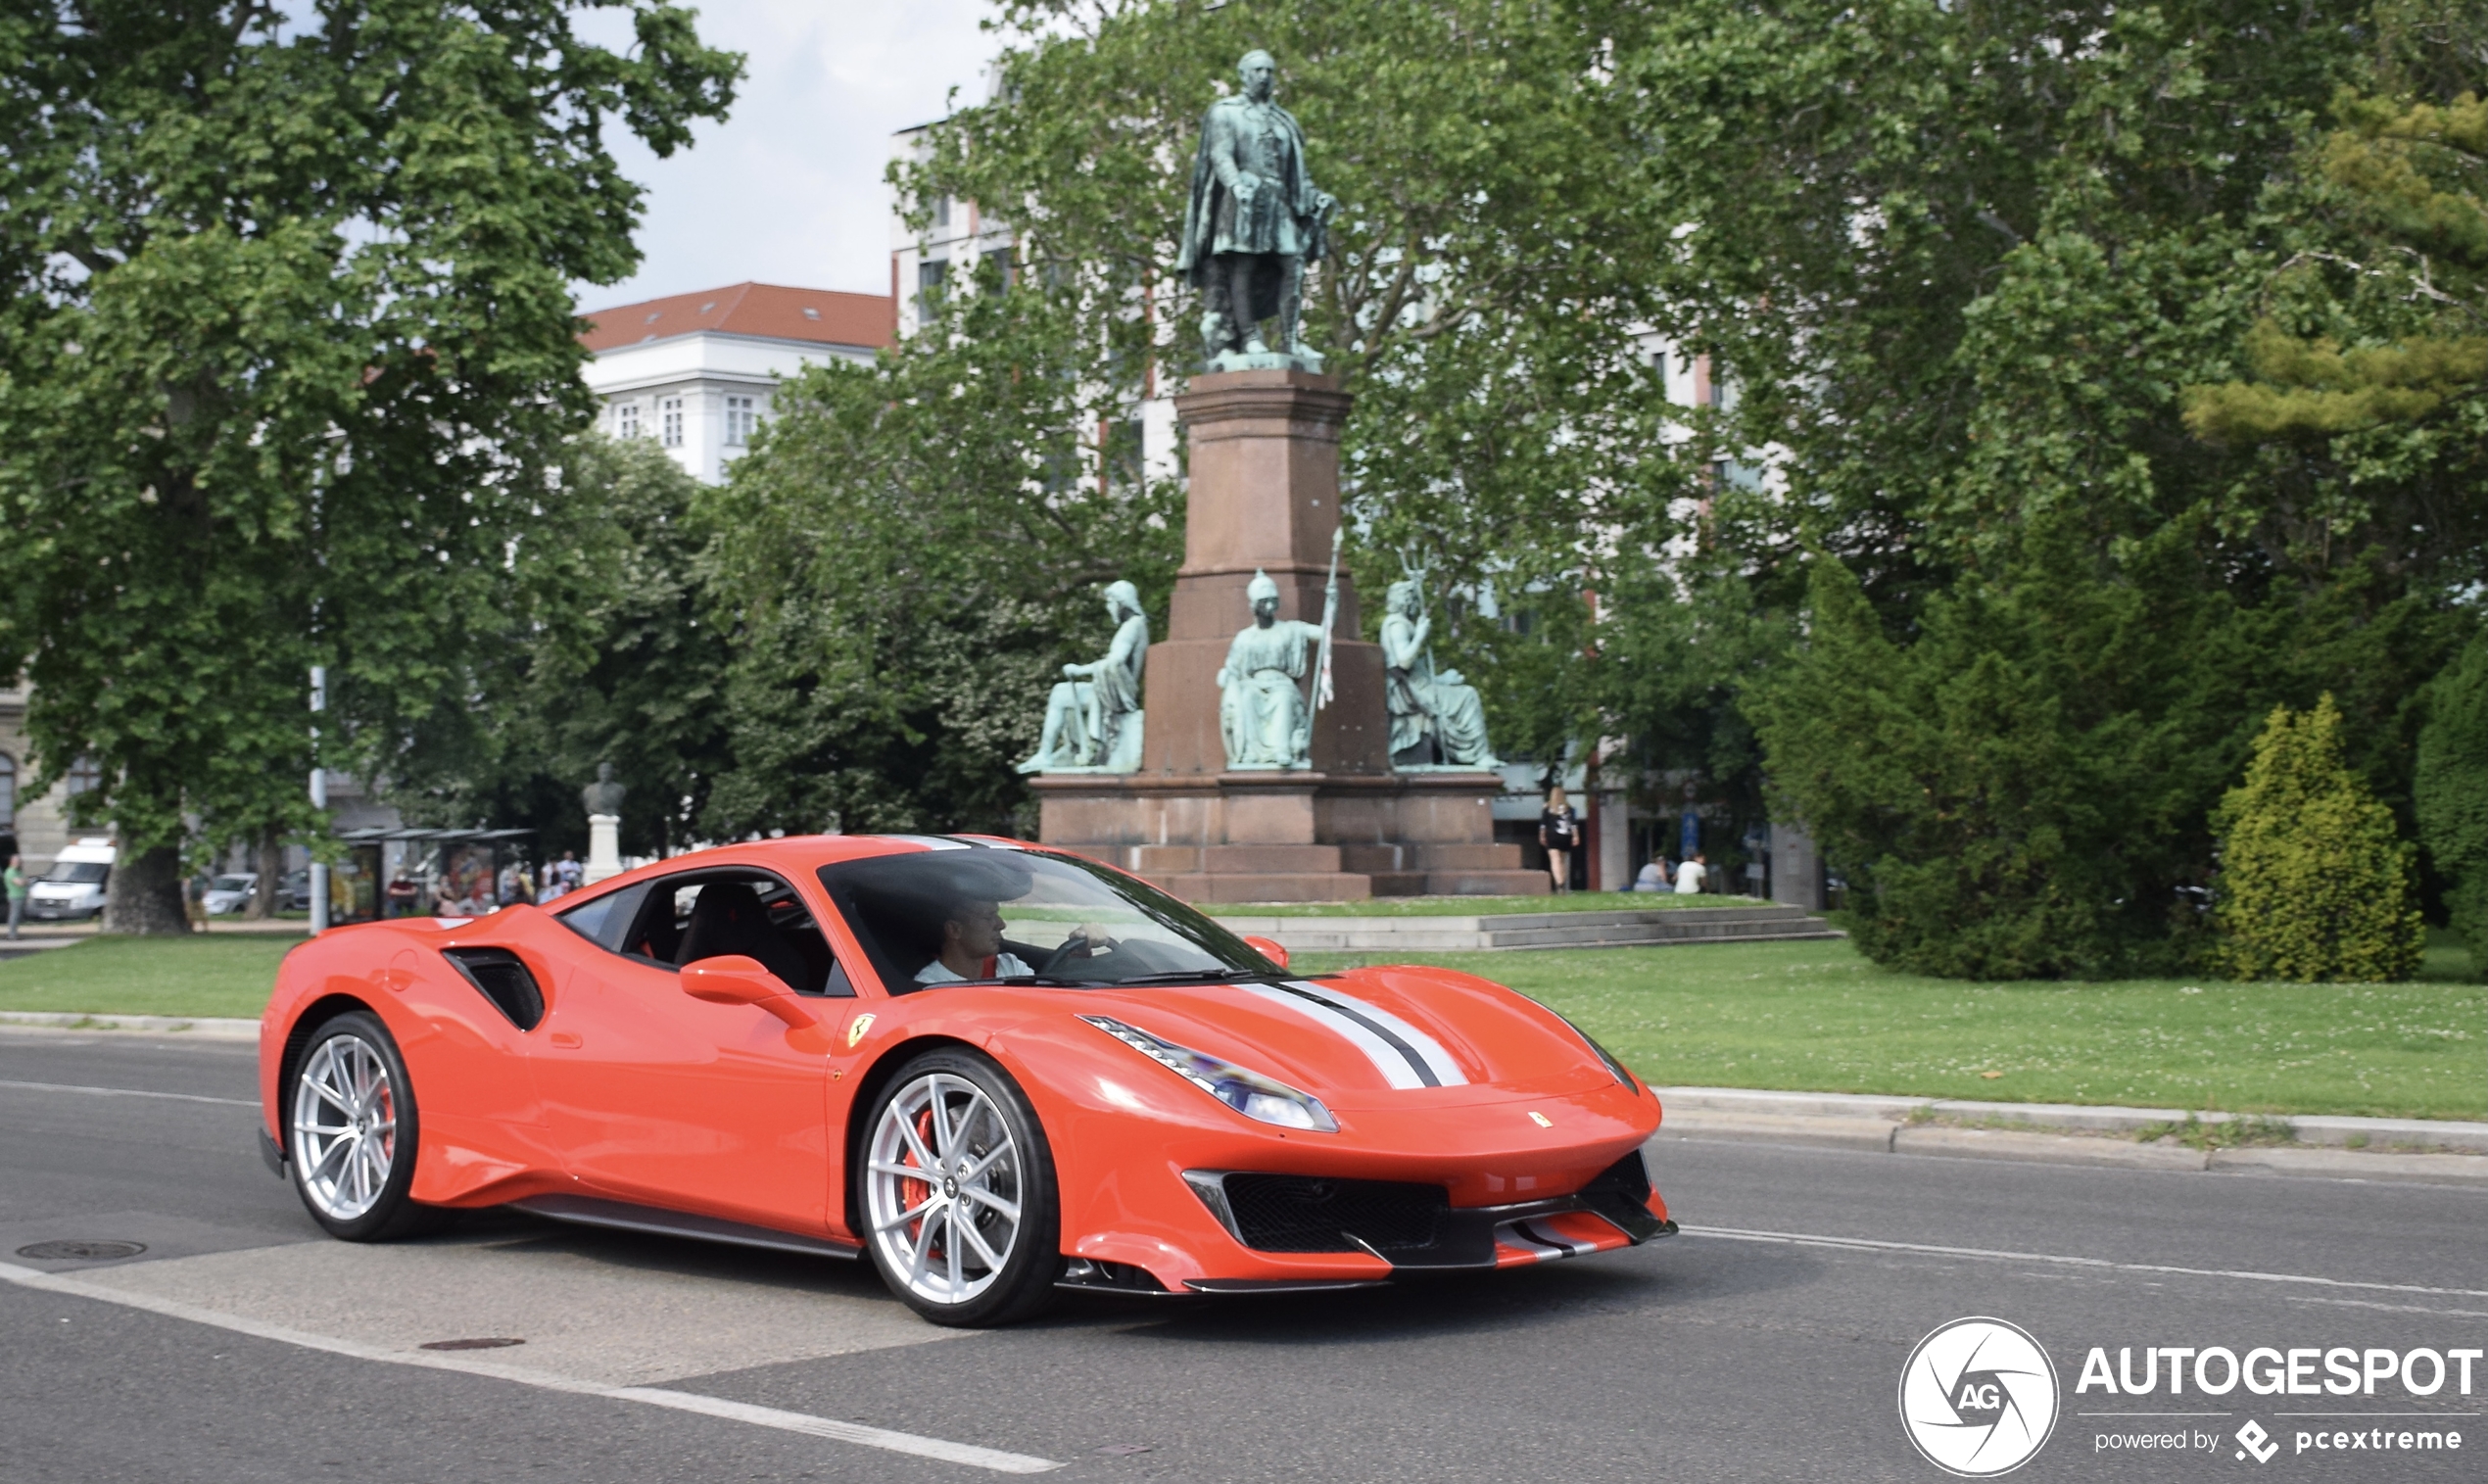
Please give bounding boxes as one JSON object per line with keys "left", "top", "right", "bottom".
{"left": 582, "top": 762, "right": 625, "bottom": 886}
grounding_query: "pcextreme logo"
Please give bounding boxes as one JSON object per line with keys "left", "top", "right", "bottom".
{"left": 1899, "top": 1317, "right": 2063, "bottom": 1477}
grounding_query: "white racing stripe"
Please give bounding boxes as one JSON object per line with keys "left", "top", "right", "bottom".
{"left": 1512, "top": 1220, "right": 1601, "bottom": 1258}
{"left": 0, "top": 1077, "right": 257, "bottom": 1108}
{"left": 0, "top": 1260, "right": 1062, "bottom": 1473}
{"left": 1240, "top": 984, "right": 1423, "bottom": 1088}
{"left": 1239, "top": 981, "right": 1468, "bottom": 1090}
{"left": 1686, "top": 1225, "right": 2488, "bottom": 1300}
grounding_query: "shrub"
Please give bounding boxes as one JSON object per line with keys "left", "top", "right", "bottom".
{"left": 2212, "top": 695, "right": 2423, "bottom": 981}
{"left": 2416, "top": 635, "right": 2488, "bottom": 978}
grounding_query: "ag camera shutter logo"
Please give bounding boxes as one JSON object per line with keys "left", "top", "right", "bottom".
{"left": 1898, "top": 1316, "right": 2061, "bottom": 1476}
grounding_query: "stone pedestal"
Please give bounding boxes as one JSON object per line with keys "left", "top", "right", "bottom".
{"left": 584, "top": 814, "right": 622, "bottom": 886}
{"left": 1037, "top": 368, "right": 1542, "bottom": 902}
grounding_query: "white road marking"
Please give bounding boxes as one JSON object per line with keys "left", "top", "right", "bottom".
{"left": 0, "top": 1077, "right": 257, "bottom": 1108}
{"left": 0, "top": 1259, "right": 1061, "bottom": 1473}
{"left": 1687, "top": 1225, "right": 2488, "bottom": 1300}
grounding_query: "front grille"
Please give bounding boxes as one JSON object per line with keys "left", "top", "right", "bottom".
{"left": 1218, "top": 1173, "right": 1449, "bottom": 1254}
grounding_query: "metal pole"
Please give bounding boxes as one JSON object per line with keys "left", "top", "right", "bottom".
{"left": 309, "top": 666, "right": 328, "bottom": 934}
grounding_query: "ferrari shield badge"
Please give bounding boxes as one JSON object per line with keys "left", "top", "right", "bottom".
{"left": 845, "top": 1014, "right": 876, "bottom": 1048}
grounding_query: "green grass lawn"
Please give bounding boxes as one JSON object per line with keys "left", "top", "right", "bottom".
{"left": 7, "top": 928, "right": 2478, "bottom": 1122}
{"left": 1214, "top": 892, "right": 1771, "bottom": 917}
{"left": 1298, "top": 933, "right": 2486, "bottom": 1121}
{"left": 0, "top": 934, "right": 300, "bottom": 1020}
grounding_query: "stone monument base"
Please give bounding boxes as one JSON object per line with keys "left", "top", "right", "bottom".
{"left": 1034, "top": 771, "right": 1547, "bottom": 903}
{"left": 584, "top": 812, "right": 622, "bottom": 886}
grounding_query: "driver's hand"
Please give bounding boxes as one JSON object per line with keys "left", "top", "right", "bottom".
{"left": 1075, "top": 923, "right": 1114, "bottom": 951}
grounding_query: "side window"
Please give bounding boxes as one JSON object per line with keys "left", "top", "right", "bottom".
{"left": 603, "top": 870, "right": 841, "bottom": 997}
{"left": 553, "top": 881, "right": 652, "bottom": 953}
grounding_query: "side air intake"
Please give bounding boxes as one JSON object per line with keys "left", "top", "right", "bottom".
{"left": 441, "top": 948, "right": 546, "bottom": 1031}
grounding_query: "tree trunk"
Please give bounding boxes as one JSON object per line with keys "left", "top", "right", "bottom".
{"left": 103, "top": 844, "right": 193, "bottom": 935}
{"left": 247, "top": 829, "right": 280, "bottom": 919}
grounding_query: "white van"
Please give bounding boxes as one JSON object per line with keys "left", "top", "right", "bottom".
{"left": 27, "top": 838, "right": 116, "bottom": 922}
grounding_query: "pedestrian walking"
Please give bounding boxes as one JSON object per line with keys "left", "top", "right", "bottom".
{"left": 4, "top": 854, "right": 25, "bottom": 939}
{"left": 1674, "top": 850, "right": 1709, "bottom": 895}
{"left": 1539, "top": 786, "right": 1580, "bottom": 894}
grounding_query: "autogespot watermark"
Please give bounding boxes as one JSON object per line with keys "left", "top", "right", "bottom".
{"left": 1900, "top": 1317, "right": 2063, "bottom": 1476}
{"left": 1901, "top": 1320, "right": 2481, "bottom": 1473}
{"left": 2076, "top": 1341, "right": 2479, "bottom": 1463}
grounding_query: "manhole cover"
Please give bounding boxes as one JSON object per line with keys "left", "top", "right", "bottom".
{"left": 16, "top": 1239, "right": 147, "bottom": 1262}
{"left": 418, "top": 1337, "right": 525, "bottom": 1351}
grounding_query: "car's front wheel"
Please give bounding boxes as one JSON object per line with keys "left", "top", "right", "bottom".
{"left": 858, "top": 1048, "right": 1060, "bottom": 1327}
{"left": 288, "top": 1011, "right": 437, "bottom": 1241}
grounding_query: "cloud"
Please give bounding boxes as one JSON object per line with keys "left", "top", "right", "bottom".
{"left": 579, "top": 0, "right": 1003, "bottom": 310}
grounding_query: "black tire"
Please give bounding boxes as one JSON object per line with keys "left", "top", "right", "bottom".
{"left": 856, "top": 1048, "right": 1061, "bottom": 1327}
{"left": 286, "top": 1010, "right": 441, "bottom": 1241}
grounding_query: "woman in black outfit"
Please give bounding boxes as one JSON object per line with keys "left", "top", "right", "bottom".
{"left": 1539, "top": 785, "right": 1580, "bottom": 893}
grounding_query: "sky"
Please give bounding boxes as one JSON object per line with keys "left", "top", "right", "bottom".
{"left": 578, "top": 0, "right": 1009, "bottom": 313}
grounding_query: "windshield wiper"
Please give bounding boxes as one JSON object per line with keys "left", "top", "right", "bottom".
{"left": 1111, "top": 969, "right": 1273, "bottom": 986}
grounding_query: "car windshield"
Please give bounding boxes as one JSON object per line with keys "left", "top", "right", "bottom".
{"left": 211, "top": 875, "right": 254, "bottom": 892}
{"left": 816, "top": 846, "right": 1278, "bottom": 992}
{"left": 42, "top": 863, "right": 108, "bottom": 885}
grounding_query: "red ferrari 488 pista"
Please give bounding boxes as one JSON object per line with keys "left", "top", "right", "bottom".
{"left": 258, "top": 836, "right": 1673, "bottom": 1325}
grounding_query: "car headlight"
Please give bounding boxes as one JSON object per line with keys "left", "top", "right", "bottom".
{"left": 1079, "top": 1015, "right": 1337, "bottom": 1132}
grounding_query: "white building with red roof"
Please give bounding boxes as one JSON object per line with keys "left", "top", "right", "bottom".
{"left": 577, "top": 281, "right": 894, "bottom": 484}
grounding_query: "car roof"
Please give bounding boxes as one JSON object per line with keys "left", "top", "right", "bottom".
{"left": 552, "top": 834, "right": 1040, "bottom": 905}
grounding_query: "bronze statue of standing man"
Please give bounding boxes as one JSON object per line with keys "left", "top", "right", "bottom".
{"left": 1176, "top": 50, "right": 1335, "bottom": 373}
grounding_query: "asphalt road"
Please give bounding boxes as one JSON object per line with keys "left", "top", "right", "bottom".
{"left": 2, "top": 1026, "right": 2482, "bottom": 1483}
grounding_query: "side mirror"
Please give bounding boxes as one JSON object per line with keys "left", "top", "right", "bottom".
{"left": 682, "top": 955, "right": 819, "bottom": 1029}
{"left": 1243, "top": 934, "right": 1290, "bottom": 971}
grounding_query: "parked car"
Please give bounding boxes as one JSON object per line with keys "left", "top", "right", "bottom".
{"left": 27, "top": 838, "right": 115, "bottom": 922}
{"left": 203, "top": 872, "right": 260, "bottom": 915}
{"left": 276, "top": 869, "right": 310, "bottom": 913}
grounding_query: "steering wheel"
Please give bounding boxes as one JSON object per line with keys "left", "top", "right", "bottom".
{"left": 1037, "top": 929, "right": 1111, "bottom": 977}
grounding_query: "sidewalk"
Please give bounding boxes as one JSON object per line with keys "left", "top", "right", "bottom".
{"left": 1654, "top": 1085, "right": 2488, "bottom": 1185}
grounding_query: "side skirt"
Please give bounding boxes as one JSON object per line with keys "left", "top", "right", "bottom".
{"left": 510, "top": 1193, "right": 862, "bottom": 1261}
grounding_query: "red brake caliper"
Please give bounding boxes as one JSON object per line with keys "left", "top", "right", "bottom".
{"left": 901, "top": 1105, "right": 939, "bottom": 1255}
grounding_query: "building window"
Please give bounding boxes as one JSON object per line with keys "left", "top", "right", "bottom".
{"left": 725, "top": 396, "right": 757, "bottom": 447}
{"left": 933, "top": 195, "right": 950, "bottom": 228}
{"left": 67, "top": 757, "right": 102, "bottom": 795}
{"left": 918, "top": 259, "right": 948, "bottom": 316}
{"left": 659, "top": 397, "right": 684, "bottom": 448}
{"left": 614, "top": 402, "right": 642, "bottom": 440}
{"left": 0, "top": 752, "right": 14, "bottom": 828}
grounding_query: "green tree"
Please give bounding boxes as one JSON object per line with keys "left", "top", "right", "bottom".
{"left": 0, "top": 2, "right": 740, "bottom": 931}
{"left": 1627, "top": 0, "right": 2476, "bottom": 970}
{"left": 697, "top": 268, "right": 1182, "bottom": 837}
{"left": 386, "top": 435, "right": 733, "bottom": 861}
{"left": 2416, "top": 634, "right": 2488, "bottom": 975}
{"left": 2213, "top": 695, "right": 2425, "bottom": 981}
{"left": 1752, "top": 521, "right": 2265, "bottom": 978}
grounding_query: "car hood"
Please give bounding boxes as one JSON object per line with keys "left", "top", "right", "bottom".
{"left": 1065, "top": 966, "right": 1620, "bottom": 1111}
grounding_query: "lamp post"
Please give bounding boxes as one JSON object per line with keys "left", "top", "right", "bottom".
{"left": 309, "top": 666, "right": 328, "bottom": 934}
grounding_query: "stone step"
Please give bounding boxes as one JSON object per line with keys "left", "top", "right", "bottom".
{"left": 1338, "top": 842, "right": 1529, "bottom": 873}
{"left": 1161, "top": 871, "right": 1374, "bottom": 903}
{"left": 1210, "top": 904, "right": 1844, "bottom": 952}
{"left": 1131, "top": 843, "right": 1344, "bottom": 875}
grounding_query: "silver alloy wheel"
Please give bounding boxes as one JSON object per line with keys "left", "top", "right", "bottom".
{"left": 865, "top": 1072, "right": 1024, "bottom": 1307}
{"left": 292, "top": 1032, "right": 398, "bottom": 1221}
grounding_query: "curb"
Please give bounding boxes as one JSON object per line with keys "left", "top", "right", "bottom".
{"left": 0, "top": 1010, "right": 260, "bottom": 1041}
{"left": 1652, "top": 1085, "right": 2488, "bottom": 1185}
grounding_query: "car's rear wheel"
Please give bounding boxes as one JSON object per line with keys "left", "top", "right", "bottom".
{"left": 859, "top": 1049, "right": 1059, "bottom": 1327}
{"left": 288, "top": 1011, "right": 437, "bottom": 1241}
